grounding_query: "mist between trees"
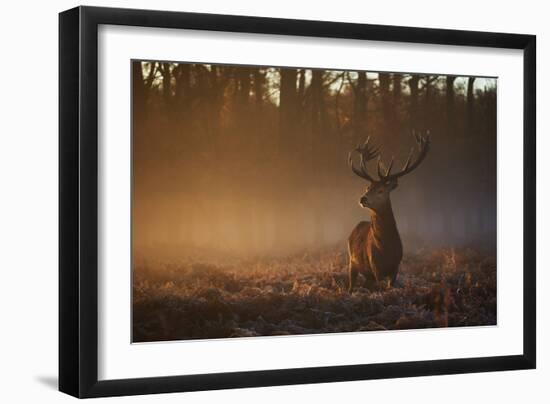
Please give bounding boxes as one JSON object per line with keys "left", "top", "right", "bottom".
{"left": 132, "top": 61, "right": 497, "bottom": 261}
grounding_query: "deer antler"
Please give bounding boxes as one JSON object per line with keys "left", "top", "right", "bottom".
{"left": 350, "top": 130, "right": 430, "bottom": 183}
{"left": 379, "top": 130, "right": 430, "bottom": 182}
{"left": 348, "top": 136, "right": 380, "bottom": 183}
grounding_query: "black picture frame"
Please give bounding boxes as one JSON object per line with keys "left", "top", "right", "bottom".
{"left": 59, "top": 5, "right": 536, "bottom": 398}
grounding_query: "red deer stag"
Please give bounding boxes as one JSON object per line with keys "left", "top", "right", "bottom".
{"left": 347, "top": 131, "right": 430, "bottom": 292}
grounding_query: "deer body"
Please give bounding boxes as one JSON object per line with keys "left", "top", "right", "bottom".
{"left": 348, "top": 201, "right": 403, "bottom": 291}
{"left": 368, "top": 203, "right": 403, "bottom": 281}
{"left": 347, "top": 131, "right": 430, "bottom": 292}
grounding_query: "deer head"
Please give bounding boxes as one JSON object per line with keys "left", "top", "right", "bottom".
{"left": 348, "top": 130, "right": 430, "bottom": 212}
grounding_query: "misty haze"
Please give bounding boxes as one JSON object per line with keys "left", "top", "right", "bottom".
{"left": 132, "top": 61, "right": 497, "bottom": 342}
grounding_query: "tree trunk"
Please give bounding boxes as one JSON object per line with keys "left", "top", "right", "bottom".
{"left": 173, "top": 64, "right": 192, "bottom": 123}
{"left": 353, "top": 71, "right": 368, "bottom": 145}
{"left": 297, "top": 69, "right": 306, "bottom": 103}
{"left": 253, "top": 68, "right": 266, "bottom": 109}
{"left": 310, "top": 69, "right": 328, "bottom": 245}
{"left": 132, "top": 61, "right": 153, "bottom": 120}
{"left": 279, "top": 68, "right": 299, "bottom": 157}
{"left": 236, "top": 67, "right": 251, "bottom": 106}
{"left": 160, "top": 62, "right": 172, "bottom": 104}
{"left": 379, "top": 73, "right": 391, "bottom": 121}
{"left": 423, "top": 76, "right": 439, "bottom": 131}
{"left": 446, "top": 76, "right": 456, "bottom": 135}
{"left": 466, "top": 77, "right": 476, "bottom": 138}
{"left": 206, "top": 66, "right": 227, "bottom": 154}
{"left": 408, "top": 75, "right": 419, "bottom": 130}
{"left": 392, "top": 73, "right": 402, "bottom": 102}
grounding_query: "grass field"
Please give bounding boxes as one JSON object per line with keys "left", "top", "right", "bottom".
{"left": 132, "top": 246, "right": 496, "bottom": 342}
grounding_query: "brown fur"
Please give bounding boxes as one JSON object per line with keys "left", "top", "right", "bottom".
{"left": 347, "top": 131, "right": 430, "bottom": 292}
{"left": 348, "top": 200, "right": 403, "bottom": 292}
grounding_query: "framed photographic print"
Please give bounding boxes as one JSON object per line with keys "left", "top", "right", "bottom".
{"left": 59, "top": 6, "right": 536, "bottom": 398}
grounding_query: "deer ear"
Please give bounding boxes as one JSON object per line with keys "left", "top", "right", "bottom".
{"left": 389, "top": 179, "right": 398, "bottom": 190}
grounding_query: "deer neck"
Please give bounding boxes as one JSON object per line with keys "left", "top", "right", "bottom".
{"left": 369, "top": 200, "right": 401, "bottom": 247}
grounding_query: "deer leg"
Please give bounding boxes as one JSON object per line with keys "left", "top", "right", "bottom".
{"left": 348, "top": 265, "right": 359, "bottom": 293}
{"left": 362, "top": 270, "right": 377, "bottom": 290}
{"left": 390, "top": 271, "right": 398, "bottom": 287}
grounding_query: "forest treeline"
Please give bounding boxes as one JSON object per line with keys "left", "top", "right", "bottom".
{"left": 132, "top": 61, "right": 497, "bottom": 257}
